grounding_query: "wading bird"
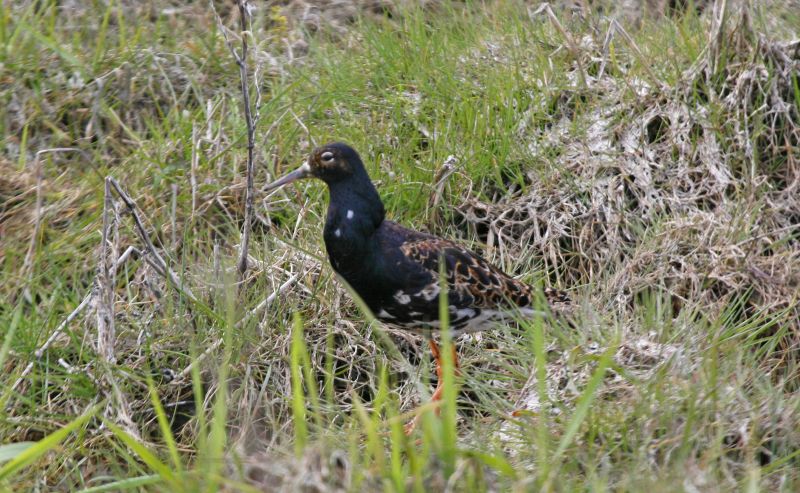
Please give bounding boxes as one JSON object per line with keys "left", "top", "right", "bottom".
{"left": 264, "top": 142, "right": 569, "bottom": 432}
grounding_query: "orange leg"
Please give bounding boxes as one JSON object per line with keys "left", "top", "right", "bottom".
{"left": 404, "top": 339, "right": 461, "bottom": 435}
{"left": 428, "top": 339, "right": 461, "bottom": 404}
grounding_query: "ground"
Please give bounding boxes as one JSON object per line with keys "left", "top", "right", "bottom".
{"left": 1, "top": 0, "right": 799, "bottom": 491}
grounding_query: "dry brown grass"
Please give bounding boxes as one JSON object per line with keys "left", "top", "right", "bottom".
{"left": 2, "top": 0, "right": 799, "bottom": 490}
{"left": 455, "top": 1, "right": 799, "bottom": 374}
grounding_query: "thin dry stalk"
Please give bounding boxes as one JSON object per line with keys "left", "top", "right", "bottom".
{"left": 427, "top": 155, "right": 459, "bottom": 227}
{"left": 108, "top": 177, "right": 196, "bottom": 302}
{"left": 209, "top": 0, "right": 263, "bottom": 280}
{"left": 21, "top": 154, "right": 44, "bottom": 287}
{"left": 105, "top": 376, "right": 142, "bottom": 441}
{"left": 96, "top": 178, "right": 117, "bottom": 363}
{"left": 530, "top": 3, "right": 587, "bottom": 90}
{"left": 597, "top": 20, "right": 616, "bottom": 79}
{"left": 290, "top": 109, "right": 313, "bottom": 145}
{"left": 609, "top": 19, "right": 663, "bottom": 89}
{"left": 22, "top": 149, "right": 88, "bottom": 286}
{"left": 191, "top": 123, "right": 199, "bottom": 217}
{"left": 170, "top": 183, "right": 179, "bottom": 247}
{"left": 57, "top": 358, "right": 101, "bottom": 387}
{"left": 708, "top": 0, "right": 730, "bottom": 77}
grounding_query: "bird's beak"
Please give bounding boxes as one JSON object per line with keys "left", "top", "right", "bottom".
{"left": 263, "top": 162, "right": 312, "bottom": 192}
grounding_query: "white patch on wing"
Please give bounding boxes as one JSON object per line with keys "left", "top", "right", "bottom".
{"left": 377, "top": 309, "right": 395, "bottom": 319}
{"left": 393, "top": 291, "right": 411, "bottom": 305}
{"left": 346, "top": 209, "right": 354, "bottom": 220}
{"left": 415, "top": 283, "right": 440, "bottom": 301}
{"left": 455, "top": 308, "right": 476, "bottom": 319}
{"left": 334, "top": 228, "right": 341, "bottom": 238}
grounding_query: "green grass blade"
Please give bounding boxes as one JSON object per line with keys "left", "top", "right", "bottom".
{"left": 0, "top": 443, "right": 34, "bottom": 464}
{"left": 350, "top": 388, "right": 385, "bottom": 474}
{"left": 0, "top": 405, "right": 100, "bottom": 482}
{"left": 291, "top": 312, "right": 309, "bottom": 457}
{"left": 527, "top": 305, "right": 551, "bottom": 483}
{"left": 105, "top": 422, "right": 178, "bottom": 489}
{"left": 203, "top": 282, "right": 235, "bottom": 493}
{"left": 74, "top": 474, "right": 162, "bottom": 493}
{"left": 146, "top": 375, "right": 184, "bottom": 474}
{"left": 16, "top": 17, "right": 86, "bottom": 73}
{"left": 546, "top": 343, "right": 617, "bottom": 485}
{"left": 459, "top": 449, "right": 517, "bottom": 479}
{"left": 0, "top": 302, "right": 21, "bottom": 370}
{"left": 437, "top": 259, "right": 457, "bottom": 478}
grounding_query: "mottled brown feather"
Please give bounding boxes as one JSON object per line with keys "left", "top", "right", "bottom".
{"left": 399, "top": 237, "right": 568, "bottom": 311}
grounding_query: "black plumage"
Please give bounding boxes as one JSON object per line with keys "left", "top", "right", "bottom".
{"left": 265, "top": 142, "right": 569, "bottom": 336}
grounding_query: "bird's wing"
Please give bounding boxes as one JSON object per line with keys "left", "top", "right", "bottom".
{"left": 373, "top": 222, "right": 570, "bottom": 328}
{"left": 399, "top": 237, "right": 552, "bottom": 311}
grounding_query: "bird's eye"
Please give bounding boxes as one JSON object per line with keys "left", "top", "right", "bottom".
{"left": 321, "top": 151, "right": 334, "bottom": 162}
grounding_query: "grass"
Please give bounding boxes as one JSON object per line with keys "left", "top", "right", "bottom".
{"left": 1, "top": 0, "right": 799, "bottom": 491}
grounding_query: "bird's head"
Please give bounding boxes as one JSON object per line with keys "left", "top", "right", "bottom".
{"left": 265, "top": 142, "right": 367, "bottom": 191}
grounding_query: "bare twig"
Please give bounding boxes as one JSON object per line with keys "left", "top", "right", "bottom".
{"left": 597, "top": 20, "right": 616, "bottom": 79}
{"left": 252, "top": 273, "right": 301, "bottom": 332}
{"left": 235, "top": 0, "right": 260, "bottom": 279}
{"left": 107, "top": 177, "right": 196, "bottom": 301}
{"left": 96, "top": 178, "right": 118, "bottom": 363}
{"left": 96, "top": 181, "right": 141, "bottom": 438}
{"left": 210, "top": 0, "right": 262, "bottom": 279}
{"left": 191, "top": 123, "right": 199, "bottom": 217}
{"left": 57, "top": 359, "right": 100, "bottom": 386}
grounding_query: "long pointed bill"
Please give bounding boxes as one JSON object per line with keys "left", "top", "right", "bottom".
{"left": 263, "top": 162, "right": 312, "bottom": 192}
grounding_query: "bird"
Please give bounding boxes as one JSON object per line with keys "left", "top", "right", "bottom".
{"left": 264, "top": 142, "right": 570, "bottom": 431}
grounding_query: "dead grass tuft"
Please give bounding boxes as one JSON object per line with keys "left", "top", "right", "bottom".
{"left": 455, "top": 3, "right": 800, "bottom": 375}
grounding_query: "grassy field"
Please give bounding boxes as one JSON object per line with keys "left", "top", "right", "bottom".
{"left": 1, "top": 0, "right": 799, "bottom": 491}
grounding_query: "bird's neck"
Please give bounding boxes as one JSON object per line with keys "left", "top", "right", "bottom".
{"left": 323, "top": 177, "right": 385, "bottom": 272}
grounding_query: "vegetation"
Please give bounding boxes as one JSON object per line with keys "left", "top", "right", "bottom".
{"left": 1, "top": 0, "right": 798, "bottom": 491}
